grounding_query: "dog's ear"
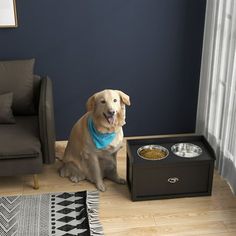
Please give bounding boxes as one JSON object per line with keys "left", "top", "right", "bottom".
{"left": 86, "top": 95, "right": 95, "bottom": 111}
{"left": 116, "top": 90, "right": 131, "bottom": 106}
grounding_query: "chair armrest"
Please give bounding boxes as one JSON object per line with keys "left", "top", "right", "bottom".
{"left": 39, "top": 76, "right": 56, "bottom": 164}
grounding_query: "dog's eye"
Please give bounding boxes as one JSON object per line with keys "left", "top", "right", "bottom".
{"left": 101, "top": 100, "right": 106, "bottom": 104}
{"left": 113, "top": 99, "right": 117, "bottom": 103}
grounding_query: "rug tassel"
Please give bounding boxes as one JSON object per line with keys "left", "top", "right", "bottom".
{"left": 87, "top": 191, "right": 104, "bottom": 235}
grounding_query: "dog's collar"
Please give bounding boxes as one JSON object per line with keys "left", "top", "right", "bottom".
{"left": 88, "top": 116, "right": 116, "bottom": 149}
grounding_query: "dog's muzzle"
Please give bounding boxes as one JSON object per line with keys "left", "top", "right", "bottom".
{"left": 103, "top": 110, "right": 116, "bottom": 124}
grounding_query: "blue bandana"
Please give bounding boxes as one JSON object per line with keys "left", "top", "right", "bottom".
{"left": 88, "top": 116, "right": 116, "bottom": 149}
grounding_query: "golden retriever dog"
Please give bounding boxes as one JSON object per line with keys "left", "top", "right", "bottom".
{"left": 59, "top": 89, "right": 130, "bottom": 191}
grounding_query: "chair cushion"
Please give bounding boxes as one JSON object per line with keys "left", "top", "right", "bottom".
{"left": 0, "top": 92, "right": 15, "bottom": 124}
{"left": 0, "top": 116, "right": 41, "bottom": 160}
{"left": 0, "top": 59, "right": 35, "bottom": 115}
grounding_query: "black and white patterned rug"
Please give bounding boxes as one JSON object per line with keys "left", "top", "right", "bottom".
{"left": 0, "top": 191, "right": 103, "bottom": 236}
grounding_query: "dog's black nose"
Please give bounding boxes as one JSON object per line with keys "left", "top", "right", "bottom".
{"left": 108, "top": 109, "right": 115, "bottom": 116}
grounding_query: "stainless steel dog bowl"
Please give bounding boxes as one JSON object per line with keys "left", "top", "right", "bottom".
{"left": 171, "top": 143, "right": 202, "bottom": 158}
{"left": 137, "top": 145, "right": 169, "bottom": 160}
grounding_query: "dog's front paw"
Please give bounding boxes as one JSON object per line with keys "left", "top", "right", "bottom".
{"left": 116, "top": 178, "right": 126, "bottom": 185}
{"left": 96, "top": 182, "right": 106, "bottom": 192}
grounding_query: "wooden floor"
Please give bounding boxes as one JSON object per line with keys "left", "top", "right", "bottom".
{"left": 0, "top": 141, "right": 236, "bottom": 236}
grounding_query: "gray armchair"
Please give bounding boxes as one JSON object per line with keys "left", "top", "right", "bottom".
{"left": 0, "top": 59, "right": 55, "bottom": 189}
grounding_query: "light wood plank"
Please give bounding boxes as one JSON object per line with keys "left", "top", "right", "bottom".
{"left": 104, "top": 221, "right": 227, "bottom": 236}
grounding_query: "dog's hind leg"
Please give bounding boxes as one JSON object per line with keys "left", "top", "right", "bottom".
{"left": 59, "top": 162, "right": 85, "bottom": 183}
{"left": 59, "top": 162, "right": 71, "bottom": 178}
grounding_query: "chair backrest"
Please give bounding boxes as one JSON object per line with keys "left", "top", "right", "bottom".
{"left": 0, "top": 59, "right": 37, "bottom": 115}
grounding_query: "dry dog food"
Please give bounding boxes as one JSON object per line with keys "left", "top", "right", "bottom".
{"left": 137, "top": 145, "right": 168, "bottom": 160}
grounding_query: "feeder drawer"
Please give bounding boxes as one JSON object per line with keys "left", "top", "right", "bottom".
{"left": 133, "top": 163, "right": 210, "bottom": 199}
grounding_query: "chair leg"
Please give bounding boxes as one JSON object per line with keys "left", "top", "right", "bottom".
{"left": 33, "top": 174, "right": 39, "bottom": 190}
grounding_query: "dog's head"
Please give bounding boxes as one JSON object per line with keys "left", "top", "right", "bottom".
{"left": 86, "top": 89, "right": 130, "bottom": 132}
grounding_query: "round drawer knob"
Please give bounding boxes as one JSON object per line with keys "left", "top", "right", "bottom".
{"left": 168, "top": 177, "right": 179, "bottom": 184}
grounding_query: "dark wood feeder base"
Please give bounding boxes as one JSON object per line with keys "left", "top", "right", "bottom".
{"left": 126, "top": 135, "right": 216, "bottom": 201}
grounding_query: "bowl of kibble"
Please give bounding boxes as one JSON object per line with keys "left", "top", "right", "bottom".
{"left": 137, "top": 145, "right": 169, "bottom": 160}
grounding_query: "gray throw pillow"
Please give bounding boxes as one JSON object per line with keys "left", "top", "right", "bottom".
{"left": 0, "top": 92, "right": 15, "bottom": 124}
{"left": 0, "top": 59, "right": 35, "bottom": 115}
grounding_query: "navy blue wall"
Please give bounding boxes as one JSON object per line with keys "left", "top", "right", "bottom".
{"left": 0, "top": 0, "right": 206, "bottom": 140}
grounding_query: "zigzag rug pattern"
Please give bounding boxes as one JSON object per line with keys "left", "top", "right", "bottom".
{"left": 0, "top": 191, "right": 103, "bottom": 236}
{"left": 0, "top": 196, "right": 21, "bottom": 236}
